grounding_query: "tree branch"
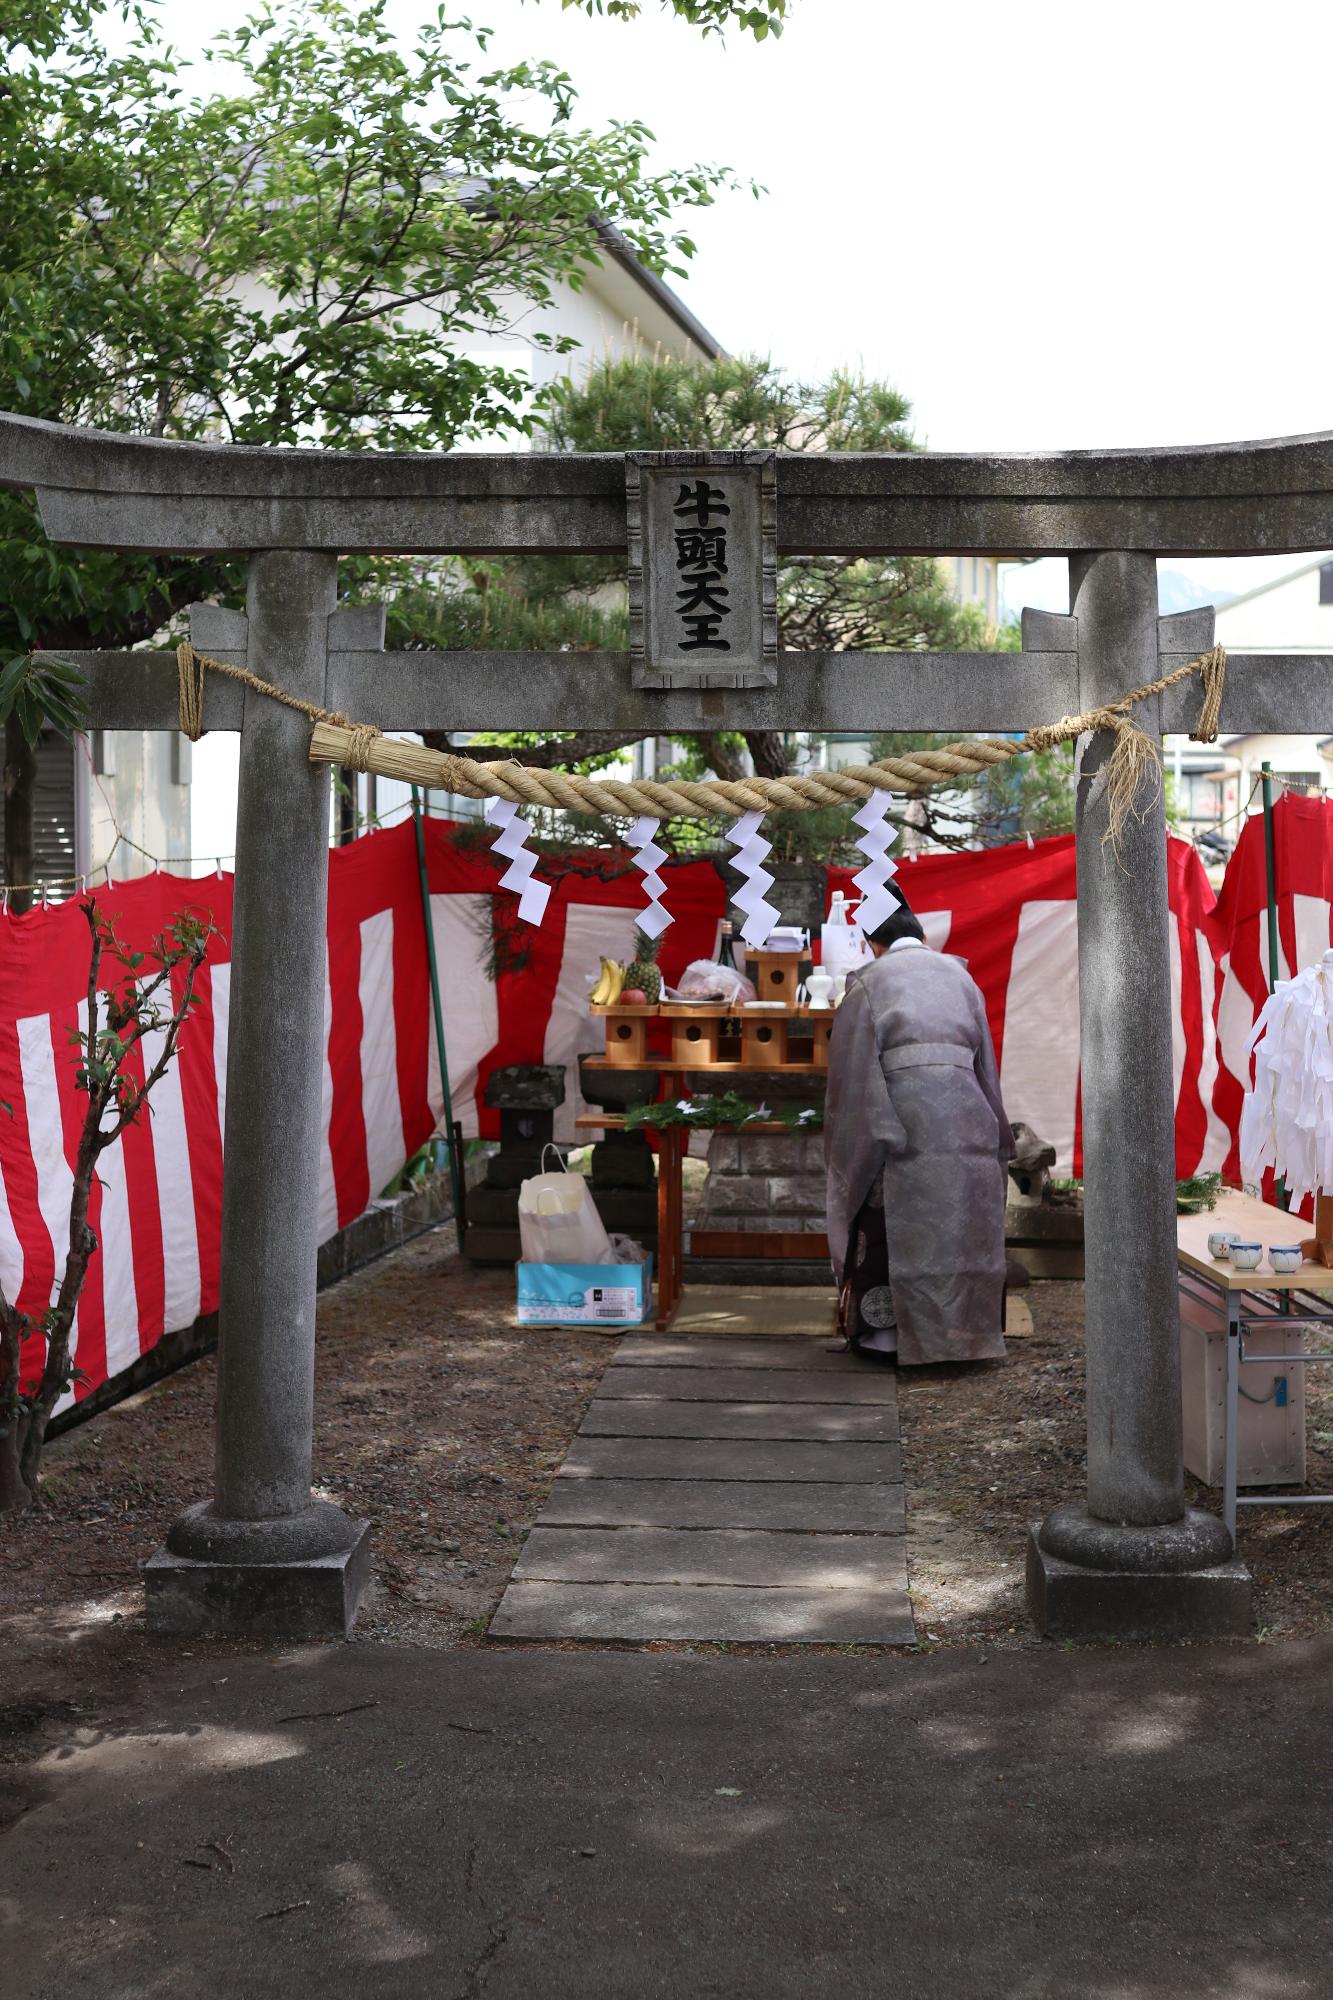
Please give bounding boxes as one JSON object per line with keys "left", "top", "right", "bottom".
{"left": 421, "top": 729, "right": 655, "bottom": 769}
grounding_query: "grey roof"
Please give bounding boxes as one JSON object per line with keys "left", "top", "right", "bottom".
{"left": 595, "top": 222, "right": 724, "bottom": 360}
{"left": 1215, "top": 552, "right": 1333, "bottom": 612}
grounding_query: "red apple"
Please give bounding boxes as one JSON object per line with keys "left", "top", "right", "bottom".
{"left": 621, "top": 987, "right": 648, "bottom": 1005}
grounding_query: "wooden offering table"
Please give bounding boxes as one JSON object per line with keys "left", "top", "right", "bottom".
{"left": 1176, "top": 1187, "right": 1333, "bottom": 1542}
{"left": 574, "top": 1095, "right": 825, "bottom": 1331}
{"left": 582, "top": 987, "right": 836, "bottom": 1328}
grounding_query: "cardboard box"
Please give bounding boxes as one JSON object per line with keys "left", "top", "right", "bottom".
{"left": 516, "top": 1259, "right": 653, "bottom": 1328}
{"left": 1179, "top": 1286, "right": 1307, "bottom": 1488}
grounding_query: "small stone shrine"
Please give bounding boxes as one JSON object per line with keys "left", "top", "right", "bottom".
{"left": 1005, "top": 1120, "right": 1084, "bottom": 1280}
{"left": 577, "top": 1056, "right": 659, "bottom": 1261}
{"left": 466, "top": 1061, "right": 661, "bottom": 1265}
{"left": 464, "top": 1064, "right": 568, "bottom": 1265}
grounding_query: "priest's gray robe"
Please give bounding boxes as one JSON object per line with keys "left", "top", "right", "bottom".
{"left": 824, "top": 944, "right": 1015, "bottom": 1365}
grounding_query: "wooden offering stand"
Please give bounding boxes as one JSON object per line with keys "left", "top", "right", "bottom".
{"left": 588, "top": 997, "right": 831, "bottom": 1073}
{"left": 584, "top": 967, "right": 835, "bottom": 1328}
{"left": 1302, "top": 1192, "right": 1333, "bottom": 1268}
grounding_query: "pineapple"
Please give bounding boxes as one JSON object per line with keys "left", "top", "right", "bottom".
{"left": 624, "top": 928, "right": 663, "bottom": 1005}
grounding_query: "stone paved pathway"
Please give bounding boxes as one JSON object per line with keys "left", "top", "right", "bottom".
{"left": 491, "top": 1332, "right": 913, "bottom": 1644}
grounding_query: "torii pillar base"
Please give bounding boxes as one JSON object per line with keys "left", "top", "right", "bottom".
{"left": 145, "top": 1502, "right": 372, "bottom": 1639}
{"left": 1026, "top": 1507, "right": 1252, "bottom": 1642}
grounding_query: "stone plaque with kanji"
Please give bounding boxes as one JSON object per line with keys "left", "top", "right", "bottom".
{"left": 627, "top": 450, "right": 777, "bottom": 689}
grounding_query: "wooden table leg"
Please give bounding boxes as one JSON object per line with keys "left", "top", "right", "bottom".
{"left": 656, "top": 1117, "right": 685, "bottom": 1330}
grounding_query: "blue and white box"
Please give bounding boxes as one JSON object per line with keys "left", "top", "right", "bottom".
{"left": 516, "top": 1259, "right": 653, "bottom": 1328}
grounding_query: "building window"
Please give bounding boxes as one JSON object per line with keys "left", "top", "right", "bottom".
{"left": 1320, "top": 562, "right": 1333, "bottom": 605}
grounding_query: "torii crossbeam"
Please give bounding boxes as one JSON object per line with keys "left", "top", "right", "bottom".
{"left": 4, "top": 410, "right": 1331, "bottom": 1640}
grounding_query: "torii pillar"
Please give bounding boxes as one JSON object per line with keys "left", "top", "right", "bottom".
{"left": 1025, "top": 554, "right": 1250, "bottom": 1636}
{"left": 143, "top": 563, "right": 375, "bottom": 1635}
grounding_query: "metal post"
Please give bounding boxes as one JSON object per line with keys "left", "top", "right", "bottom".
{"left": 1260, "top": 761, "right": 1289, "bottom": 1211}
{"left": 1261, "top": 761, "right": 1281, "bottom": 991}
{"left": 1224, "top": 1299, "right": 1240, "bottom": 1546}
{"left": 411, "top": 784, "right": 468, "bottom": 1250}
{"left": 1027, "top": 553, "right": 1243, "bottom": 1636}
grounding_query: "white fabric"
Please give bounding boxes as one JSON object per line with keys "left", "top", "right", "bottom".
{"left": 1240, "top": 948, "right": 1333, "bottom": 1207}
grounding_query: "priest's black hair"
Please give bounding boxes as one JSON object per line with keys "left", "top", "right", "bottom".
{"left": 866, "top": 895, "right": 926, "bottom": 949}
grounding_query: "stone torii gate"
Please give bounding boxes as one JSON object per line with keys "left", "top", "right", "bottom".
{"left": 3, "top": 412, "right": 1331, "bottom": 1642}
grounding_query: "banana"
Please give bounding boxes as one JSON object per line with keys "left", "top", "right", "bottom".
{"left": 591, "top": 957, "right": 625, "bottom": 1006}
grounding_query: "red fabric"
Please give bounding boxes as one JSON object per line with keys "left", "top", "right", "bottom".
{"left": 7, "top": 805, "right": 1325, "bottom": 1406}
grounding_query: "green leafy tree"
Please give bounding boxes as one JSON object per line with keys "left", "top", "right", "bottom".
{"left": 555, "top": 0, "right": 786, "bottom": 31}
{"left": 0, "top": 0, "right": 744, "bottom": 901}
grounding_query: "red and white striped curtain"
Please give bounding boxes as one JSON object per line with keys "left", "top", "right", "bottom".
{"left": 2, "top": 813, "right": 1312, "bottom": 1409}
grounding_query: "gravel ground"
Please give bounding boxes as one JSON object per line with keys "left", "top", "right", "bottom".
{"left": 899, "top": 1280, "right": 1333, "bottom": 1649}
{"left": 2, "top": 1239, "right": 1331, "bottom": 1752}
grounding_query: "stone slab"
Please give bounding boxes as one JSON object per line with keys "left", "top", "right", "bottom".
{"left": 537, "top": 1477, "right": 906, "bottom": 1532}
{"left": 513, "top": 1527, "right": 908, "bottom": 1588}
{"left": 596, "top": 1364, "right": 899, "bottom": 1405}
{"left": 143, "top": 1521, "right": 373, "bottom": 1638}
{"left": 581, "top": 1399, "right": 898, "bottom": 1443}
{"left": 561, "top": 1438, "right": 900, "bottom": 1484}
{"left": 1025, "top": 1526, "right": 1254, "bottom": 1641}
{"left": 616, "top": 1335, "right": 858, "bottom": 1371}
{"left": 490, "top": 1580, "right": 914, "bottom": 1644}
{"left": 667, "top": 1285, "right": 837, "bottom": 1335}
{"left": 684, "top": 1257, "right": 833, "bottom": 1288}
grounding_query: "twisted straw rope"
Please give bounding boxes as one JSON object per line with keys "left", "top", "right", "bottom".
{"left": 178, "top": 640, "right": 1226, "bottom": 841}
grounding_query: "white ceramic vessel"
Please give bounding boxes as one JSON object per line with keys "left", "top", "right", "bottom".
{"left": 805, "top": 970, "right": 834, "bottom": 1010}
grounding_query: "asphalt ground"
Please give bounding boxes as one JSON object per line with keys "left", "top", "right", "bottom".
{"left": 4, "top": 1634, "right": 1330, "bottom": 1999}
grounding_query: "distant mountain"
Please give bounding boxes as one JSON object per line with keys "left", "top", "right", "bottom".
{"left": 1156, "top": 569, "right": 1236, "bottom": 615}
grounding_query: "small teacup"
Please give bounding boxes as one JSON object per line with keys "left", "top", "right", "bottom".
{"left": 1207, "top": 1230, "right": 1239, "bottom": 1260}
{"left": 1228, "top": 1241, "right": 1262, "bottom": 1271}
{"left": 1268, "top": 1245, "right": 1304, "bottom": 1274}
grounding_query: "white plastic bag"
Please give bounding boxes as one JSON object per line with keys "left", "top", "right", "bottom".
{"left": 518, "top": 1146, "right": 615, "bottom": 1265}
{"left": 675, "top": 957, "right": 756, "bottom": 1004}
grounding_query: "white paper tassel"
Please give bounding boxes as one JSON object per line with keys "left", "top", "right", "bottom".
{"left": 626, "top": 816, "right": 673, "bottom": 940}
{"left": 726, "top": 810, "right": 783, "bottom": 948}
{"left": 485, "top": 797, "right": 551, "bottom": 927}
{"left": 1240, "top": 948, "right": 1333, "bottom": 1208}
{"left": 850, "top": 791, "right": 901, "bottom": 937}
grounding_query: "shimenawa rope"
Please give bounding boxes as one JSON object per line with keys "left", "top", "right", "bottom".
{"left": 177, "top": 640, "right": 1226, "bottom": 848}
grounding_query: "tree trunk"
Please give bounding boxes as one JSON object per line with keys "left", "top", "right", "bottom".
{"left": 744, "top": 730, "right": 790, "bottom": 780}
{"left": 3, "top": 716, "right": 37, "bottom": 916}
{"left": 0, "top": 1422, "right": 32, "bottom": 1511}
{"left": 0, "top": 1320, "right": 33, "bottom": 1512}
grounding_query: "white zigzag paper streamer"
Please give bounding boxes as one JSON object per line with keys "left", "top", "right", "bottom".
{"left": 851, "top": 791, "right": 901, "bottom": 937}
{"left": 626, "top": 817, "right": 673, "bottom": 940}
{"left": 726, "top": 809, "right": 783, "bottom": 948}
{"left": 485, "top": 797, "right": 551, "bottom": 927}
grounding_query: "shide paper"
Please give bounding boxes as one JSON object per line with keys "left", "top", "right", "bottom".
{"left": 851, "top": 791, "right": 901, "bottom": 937}
{"left": 726, "top": 810, "right": 783, "bottom": 948}
{"left": 484, "top": 797, "right": 551, "bottom": 928}
{"left": 627, "top": 816, "right": 673, "bottom": 940}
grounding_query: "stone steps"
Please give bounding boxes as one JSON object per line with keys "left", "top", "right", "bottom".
{"left": 491, "top": 1325, "right": 913, "bottom": 1646}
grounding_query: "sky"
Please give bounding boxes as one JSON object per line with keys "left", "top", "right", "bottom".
{"left": 112, "top": 0, "right": 1333, "bottom": 854}
{"left": 133, "top": 0, "right": 1333, "bottom": 610}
